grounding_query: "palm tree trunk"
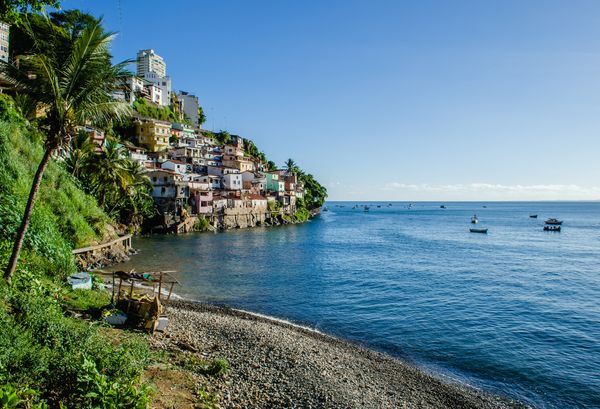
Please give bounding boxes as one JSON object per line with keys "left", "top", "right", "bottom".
{"left": 3, "top": 148, "right": 53, "bottom": 283}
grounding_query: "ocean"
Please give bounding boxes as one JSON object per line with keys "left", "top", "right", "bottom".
{"left": 116, "top": 201, "right": 600, "bottom": 408}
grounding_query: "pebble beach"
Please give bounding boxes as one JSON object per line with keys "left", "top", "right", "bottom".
{"left": 150, "top": 301, "right": 529, "bottom": 408}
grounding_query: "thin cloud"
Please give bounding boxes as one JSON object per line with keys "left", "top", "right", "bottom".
{"left": 381, "top": 182, "right": 600, "bottom": 199}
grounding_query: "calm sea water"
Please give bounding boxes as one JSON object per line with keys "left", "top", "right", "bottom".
{"left": 118, "top": 202, "right": 600, "bottom": 408}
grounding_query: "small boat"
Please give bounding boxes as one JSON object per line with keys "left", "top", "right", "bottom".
{"left": 364, "top": 206, "right": 370, "bottom": 212}
{"left": 440, "top": 205, "right": 447, "bottom": 209}
{"left": 545, "top": 218, "right": 563, "bottom": 225}
{"left": 470, "top": 228, "right": 488, "bottom": 234}
{"left": 323, "top": 208, "right": 328, "bottom": 212}
{"left": 471, "top": 215, "right": 478, "bottom": 224}
{"left": 377, "top": 205, "right": 381, "bottom": 208}
{"left": 544, "top": 225, "right": 561, "bottom": 232}
{"left": 482, "top": 205, "right": 487, "bottom": 208}
{"left": 529, "top": 214, "right": 538, "bottom": 218}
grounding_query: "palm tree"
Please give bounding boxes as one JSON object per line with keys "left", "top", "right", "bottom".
{"left": 0, "top": 14, "right": 132, "bottom": 282}
{"left": 87, "top": 138, "right": 129, "bottom": 210}
{"left": 284, "top": 158, "right": 297, "bottom": 174}
{"left": 64, "top": 130, "right": 95, "bottom": 178}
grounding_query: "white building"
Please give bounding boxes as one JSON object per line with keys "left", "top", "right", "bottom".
{"left": 222, "top": 173, "right": 243, "bottom": 190}
{"left": 176, "top": 91, "right": 200, "bottom": 126}
{"left": 136, "top": 49, "right": 171, "bottom": 106}
{"left": 0, "top": 22, "right": 9, "bottom": 62}
{"left": 144, "top": 72, "right": 171, "bottom": 106}
{"left": 137, "top": 49, "right": 166, "bottom": 77}
{"left": 161, "top": 160, "right": 188, "bottom": 174}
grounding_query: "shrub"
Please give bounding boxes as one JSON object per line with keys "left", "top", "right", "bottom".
{"left": 0, "top": 276, "right": 150, "bottom": 407}
{"left": 194, "top": 217, "right": 210, "bottom": 232}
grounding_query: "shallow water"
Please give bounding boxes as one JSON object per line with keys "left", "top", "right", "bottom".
{"left": 117, "top": 201, "right": 600, "bottom": 408}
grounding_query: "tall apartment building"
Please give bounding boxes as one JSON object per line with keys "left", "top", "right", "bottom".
{"left": 136, "top": 49, "right": 170, "bottom": 106}
{"left": 0, "top": 22, "right": 10, "bottom": 62}
{"left": 176, "top": 91, "right": 200, "bottom": 127}
{"left": 136, "top": 49, "right": 166, "bottom": 77}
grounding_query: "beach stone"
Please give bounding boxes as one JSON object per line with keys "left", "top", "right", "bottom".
{"left": 149, "top": 301, "right": 531, "bottom": 409}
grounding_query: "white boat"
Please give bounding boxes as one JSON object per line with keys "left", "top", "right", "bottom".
{"left": 471, "top": 215, "right": 478, "bottom": 224}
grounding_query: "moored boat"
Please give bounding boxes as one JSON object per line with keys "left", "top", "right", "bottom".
{"left": 471, "top": 215, "right": 478, "bottom": 224}
{"left": 440, "top": 205, "right": 446, "bottom": 209}
{"left": 529, "top": 214, "right": 538, "bottom": 218}
{"left": 545, "top": 218, "right": 563, "bottom": 225}
{"left": 470, "top": 228, "right": 488, "bottom": 234}
{"left": 544, "top": 225, "right": 561, "bottom": 232}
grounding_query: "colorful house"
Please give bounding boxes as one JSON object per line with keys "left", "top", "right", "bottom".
{"left": 136, "top": 118, "right": 170, "bottom": 152}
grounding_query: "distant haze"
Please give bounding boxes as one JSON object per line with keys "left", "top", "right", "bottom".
{"left": 61, "top": 0, "right": 600, "bottom": 200}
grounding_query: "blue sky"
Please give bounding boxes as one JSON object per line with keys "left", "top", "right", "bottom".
{"left": 59, "top": 0, "right": 600, "bottom": 200}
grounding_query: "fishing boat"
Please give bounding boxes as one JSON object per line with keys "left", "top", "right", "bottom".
{"left": 470, "top": 228, "right": 488, "bottom": 234}
{"left": 471, "top": 215, "right": 478, "bottom": 224}
{"left": 545, "top": 218, "right": 563, "bottom": 225}
{"left": 440, "top": 205, "right": 447, "bottom": 209}
{"left": 529, "top": 214, "right": 538, "bottom": 218}
{"left": 544, "top": 225, "right": 561, "bottom": 232}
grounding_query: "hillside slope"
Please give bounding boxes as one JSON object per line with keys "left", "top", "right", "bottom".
{"left": 0, "top": 96, "right": 113, "bottom": 276}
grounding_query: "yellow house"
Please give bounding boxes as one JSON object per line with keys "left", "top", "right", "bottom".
{"left": 222, "top": 154, "right": 255, "bottom": 172}
{"left": 136, "top": 118, "right": 171, "bottom": 152}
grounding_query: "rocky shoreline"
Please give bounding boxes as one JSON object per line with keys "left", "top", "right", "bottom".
{"left": 150, "top": 300, "right": 530, "bottom": 408}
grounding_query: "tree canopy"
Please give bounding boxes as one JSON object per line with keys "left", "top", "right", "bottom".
{"left": 0, "top": 0, "right": 59, "bottom": 25}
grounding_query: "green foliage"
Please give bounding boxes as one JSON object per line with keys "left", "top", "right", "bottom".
{"left": 0, "top": 274, "right": 150, "bottom": 407}
{"left": 65, "top": 136, "right": 156, "bottom": 227}
{"left": 0, "top": 95, "right": 22, "bottom": 123}
{"left": 197, "top": 106, "right": 206, "bottom": 126}
{"left": 178, "top": 354, "right": 229, "bottom": 378}
{"left": 267, "top": 160, "right": 277, "bottom": 171}
{"left": 0, "top": 383, "right": 46, "bottom": 409}
{"left": 77, "top": 357, "right": 150, "bottom": 408}
{"left": 204, "top": 359, "right": 229, "bottom": 377}
{"left": 284, "top": 158, "right": 298, "bottom": 173}
{"left": 133, "top": 99, "right": 177, "bottom": 122}
{"left": 267, "top": 200, "right": 280, "bottom": 212}
{"left": 193, "top": 217, "right": 210, "bottom": 232}
{"left": 213, "top": 130, "right": 231, "bottom": 145}
{"left": 61, "top": 288, "right": 110, "bottom": 312}
{"left": 0, "top": 116, "right": 109, "bottom": 276}
{"left": 0, "top": 0, "right": 59, "bottom": 25}
{"left": 298, "top": 173, "right": 327, "bottom": 209}
{"left": 293, "top": 207, "right": 310, "bottom": 222}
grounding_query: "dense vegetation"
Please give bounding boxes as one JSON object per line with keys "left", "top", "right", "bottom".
{"left": 132, "top": 98, "right": 179, "bottom": 123}
{"left": 64, "top": 133, "right": 155, "bottom": 229}
{"left": 284, "top": 158, "right": 328, "bottom": 210}
{"left": 0, "top": 96, "right": 109, "bottom": 275}
{"left": 0, "top": 96, "right": 151, "bottom": 407}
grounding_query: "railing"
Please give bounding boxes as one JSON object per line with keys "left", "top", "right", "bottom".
{"left": 72, "top": 234, "right": 133, "bottom": 256}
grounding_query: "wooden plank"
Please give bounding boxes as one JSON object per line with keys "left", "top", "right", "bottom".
{"left": 72, "top": 234, "right": 132, "bottom": 255}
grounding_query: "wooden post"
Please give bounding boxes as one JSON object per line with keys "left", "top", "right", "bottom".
{"left": 167, "top": 282, "right": 175, "bottom": 303}
{"left": 157, "top": 272, "right": 163, "bottom": 302}
{"left": 126, "top": 280, "right": 134, "bottom": 313}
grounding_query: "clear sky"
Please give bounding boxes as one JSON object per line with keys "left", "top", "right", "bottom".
{"left": 59, "top": 0, "right": 600, "bottom": 201}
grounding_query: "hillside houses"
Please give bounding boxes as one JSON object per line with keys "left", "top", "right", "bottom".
{"left": 128, "top": 128, "right": 304, "bottom": 218}
{"left": 113, "top": 47, "right": 306, "bottom": 219}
